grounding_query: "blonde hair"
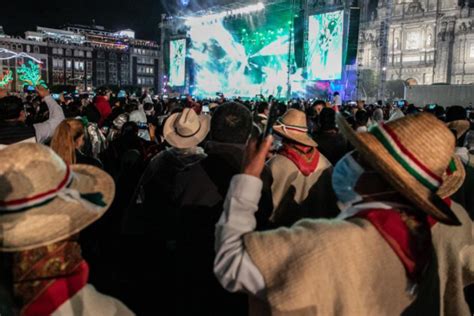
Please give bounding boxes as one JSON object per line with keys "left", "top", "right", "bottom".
{"left": 50, "top": 119, "right": 84, "bottom": 165}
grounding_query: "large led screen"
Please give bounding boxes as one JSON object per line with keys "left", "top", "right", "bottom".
{"left": 307, "top": 10, "right": 344, "bottom": 81}
{"left": 169, "top": 39, "right": 186, "bottom": 87}
{"left": 186, "top": 9, "right": 305, "bottom": 98}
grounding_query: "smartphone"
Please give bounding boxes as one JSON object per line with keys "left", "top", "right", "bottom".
{"left": 52, "top": 93, "right": 60, "bottom": 100}
{"left": 261, "top": 102, "right": 279, "bottom": 142}
{"left": 202, "top": 105, "right": 210, "bottom": 113}
{"left": 428, "top": 103, "right": 437, "bottom": 110}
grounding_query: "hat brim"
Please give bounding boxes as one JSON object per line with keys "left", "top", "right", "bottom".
{"left": 163, "top": 113, "right": 210, "bottom": 149}
{"left": 337, "top": 114, "right": 462, "bottom": 225}
{"left": 447, "top": 120, "right": 470, "bottom": 140}
{"left": 437, "top": 155, "right": 465, "bottom": 199}
{"left": 273, "top": 126, "right": 318, "bottom": 147}
{"left": 0, "top": 165, "right": 115, "bottom": 252}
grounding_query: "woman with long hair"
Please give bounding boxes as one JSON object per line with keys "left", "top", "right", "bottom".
{"left": 50, "top": 118, "right": 102, "bottom": 167}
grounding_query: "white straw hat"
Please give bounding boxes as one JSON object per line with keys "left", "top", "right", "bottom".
{"left": 0, "top": 143, "right": 115, "bottom": 252}
{"left": 273, "top": 109, "right": 317, "bottom": 147}
{"left": 163, "top": 108, "right": 210, "bottom": 149}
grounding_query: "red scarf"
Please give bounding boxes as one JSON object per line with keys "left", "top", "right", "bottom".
{"left": 22, "top": 261, "right": 89, "bottom": 316}
{"left": 278, "top": 143, "right": 320, "bottom": 176}
{"left": 352, "top": 208, "right": 438, "bottom": 283}
{"left": 12, "top": 240, "right": 89, "bottom": 316}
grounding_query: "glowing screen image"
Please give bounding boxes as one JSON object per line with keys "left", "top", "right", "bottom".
{"left": 307, "top": 10, "right": 344, "bottom": 81}
{"left": 186, "top": 9, "right": 305, "bottom": 98}
{"left": 169, "top": 39, "right": 186, "bottom": 86}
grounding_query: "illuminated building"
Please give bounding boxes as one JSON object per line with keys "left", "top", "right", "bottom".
{"left": 0, "top": 31, "right": 49, "bottom": 91}
{"left": 358, "top": 0, "right": 474, "bottom": 87}
{"left": 0, "top": 24, "right": 159, "bottom": 92}
{"left": 63, "top": 24, "right": 131, "bottom": 87}
{"left": 130, "top": 39, "right": 159, "bottom": 92}
{"left": 27, "top": 26, "right": 94, "bottom": 90}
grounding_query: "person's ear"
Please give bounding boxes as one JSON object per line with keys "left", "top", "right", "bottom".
{"left": 19, "top": 110, "right": 27, "bottom": 121}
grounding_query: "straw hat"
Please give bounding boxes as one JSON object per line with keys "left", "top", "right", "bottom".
{"left": 0, "top": 143, "right": 115, "bottom": 252}
{"left": 447, "top": 119, "right": 470, "bottom": 140}
{"left": 209, "top": 103, "right": 219, "bottom": 111}
{"left": 273, "top": 109, "right": 317, "bottom": 147}
{"left": 163, "top": 108, "right": 210, "bottom": 149}
{"left": 337, "top": 112, "right": 464, "bottom": 225}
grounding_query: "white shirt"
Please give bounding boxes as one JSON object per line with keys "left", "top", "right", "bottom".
{"left": 214, "top": 174, "right": 266, "bottom": 297}
{"left": 356, "top": 126, "right": 368, "bottom": 133}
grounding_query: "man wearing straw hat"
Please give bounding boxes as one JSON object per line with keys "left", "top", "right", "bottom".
{"left": 132, "top": 107, "right": 210, "bottom": 313}
{"left": 0, "top": 143, "right": 133, "bottom": 315}
{"left": 214, "top": 112, "right": 473, "bottom": 315}
{"left": 267, "top": 109, "right": 338, "bottom": 227}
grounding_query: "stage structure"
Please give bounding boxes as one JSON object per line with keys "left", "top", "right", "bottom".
{"left": 159, "top": 0, "right": 360, "bottom": 100}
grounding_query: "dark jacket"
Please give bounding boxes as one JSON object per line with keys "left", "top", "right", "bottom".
{"left": 313, "top": 129, "right": 349, "bottom": 165}
{"left": 133, "top": 143, "right": 272, "bottom": 315}
{"left": 76, "top": 150, "right": 103, "bottom": 168}
{"left": 180, "top": 141, "right": 273, "bottom": 316}
{"left": 0, "top": 121, "right": 35, "bottom": 145}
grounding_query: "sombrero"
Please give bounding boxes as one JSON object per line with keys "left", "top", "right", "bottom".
{"left": 337, "top": 112, "right": 464, "bottom": 225}
{"left": 0, "top": 143, "right": 115, "bottom": 252}
{"left": 163, "top": 108, "right": 210, "bottom": 149}
{"left": 447, "top": 119, "right": 470, "bottom": 140}
{"left": 273, "top": 109, "right": 317, "bottom": 147}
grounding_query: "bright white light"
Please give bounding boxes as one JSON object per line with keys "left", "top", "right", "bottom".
{"left": 184, "top": 2, "right": 265, "bottom": 26}
{"left": 0, "top": 48, "right": 43, "bottom": 64}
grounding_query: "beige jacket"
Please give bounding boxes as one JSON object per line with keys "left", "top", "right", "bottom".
{"left": 268, "top": 153, "right": 338, "bottom": 226}
{"left": 52, "top": 284, "right": 134, "bottom": 316}
{"left": 244, "top": 201, "right": 474, "bottom": 315}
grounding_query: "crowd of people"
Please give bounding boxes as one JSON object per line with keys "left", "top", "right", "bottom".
{"left": 0, "top": 85, "right": 473, "bottom": 315}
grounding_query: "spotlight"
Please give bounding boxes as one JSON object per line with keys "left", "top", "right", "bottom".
{"left": 184, "top": 2, "right": 266, "bottom": 26}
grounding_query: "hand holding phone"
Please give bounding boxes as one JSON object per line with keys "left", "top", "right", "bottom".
{"left": 261, "top": 102, "right": 279, "bottom": 143}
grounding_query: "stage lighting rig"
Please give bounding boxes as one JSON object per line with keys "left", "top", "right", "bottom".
{"left": 184, "top": 2, "right": 265, "bottom": 26}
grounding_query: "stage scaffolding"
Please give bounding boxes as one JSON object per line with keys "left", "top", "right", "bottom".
{"left": 158, "top": 0, "right": 357, "bottom": 99}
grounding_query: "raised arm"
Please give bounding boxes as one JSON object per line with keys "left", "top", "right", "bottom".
{"left": 214, "top": 137, "right": 273, "bottom": 298}
{"left": 33, "top": 86, "right": 65, "bottom": 143}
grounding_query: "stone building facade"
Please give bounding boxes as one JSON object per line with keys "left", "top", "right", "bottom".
{"left": 358, "top": 0, "right": 474, "bottom": 86}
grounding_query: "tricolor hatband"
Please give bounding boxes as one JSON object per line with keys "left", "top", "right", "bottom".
{"left": 370, "top": 123, "right": 442, "bottom": 192}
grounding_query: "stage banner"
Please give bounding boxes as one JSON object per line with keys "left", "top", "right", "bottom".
{"left": 307, "top": 10, "right": 344, "bottom": 81}
{"left": 169, "top": 39, "right": 186, "bottom": 87}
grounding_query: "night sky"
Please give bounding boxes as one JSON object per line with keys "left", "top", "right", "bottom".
{"left": 2, "top": 0, "right": 367, "bottom": 40}
{"left": 2, "top": 0, "right": 168, "bottom": 41}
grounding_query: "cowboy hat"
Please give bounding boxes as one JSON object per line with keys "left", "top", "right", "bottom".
{"left": 447, "top": 120, "right": 470, "bottom": 140}
{"left": 273, "top": 109, "right": 317, "bottom": 147}
{"left": 0, "top": 143, "right": 115, "bottom": 252}
{"left": 337, "top": 112, "right": 464, "bottom": 225}
{"left": 163, "top": 108, "right": 210, "bottom": 149}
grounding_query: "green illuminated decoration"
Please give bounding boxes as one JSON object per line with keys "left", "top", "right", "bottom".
{"left": 17, "top": 61, "right": 47, "bottom": 88}
{"left": 0, "top": 70, "right": 13, "bottom": 87}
